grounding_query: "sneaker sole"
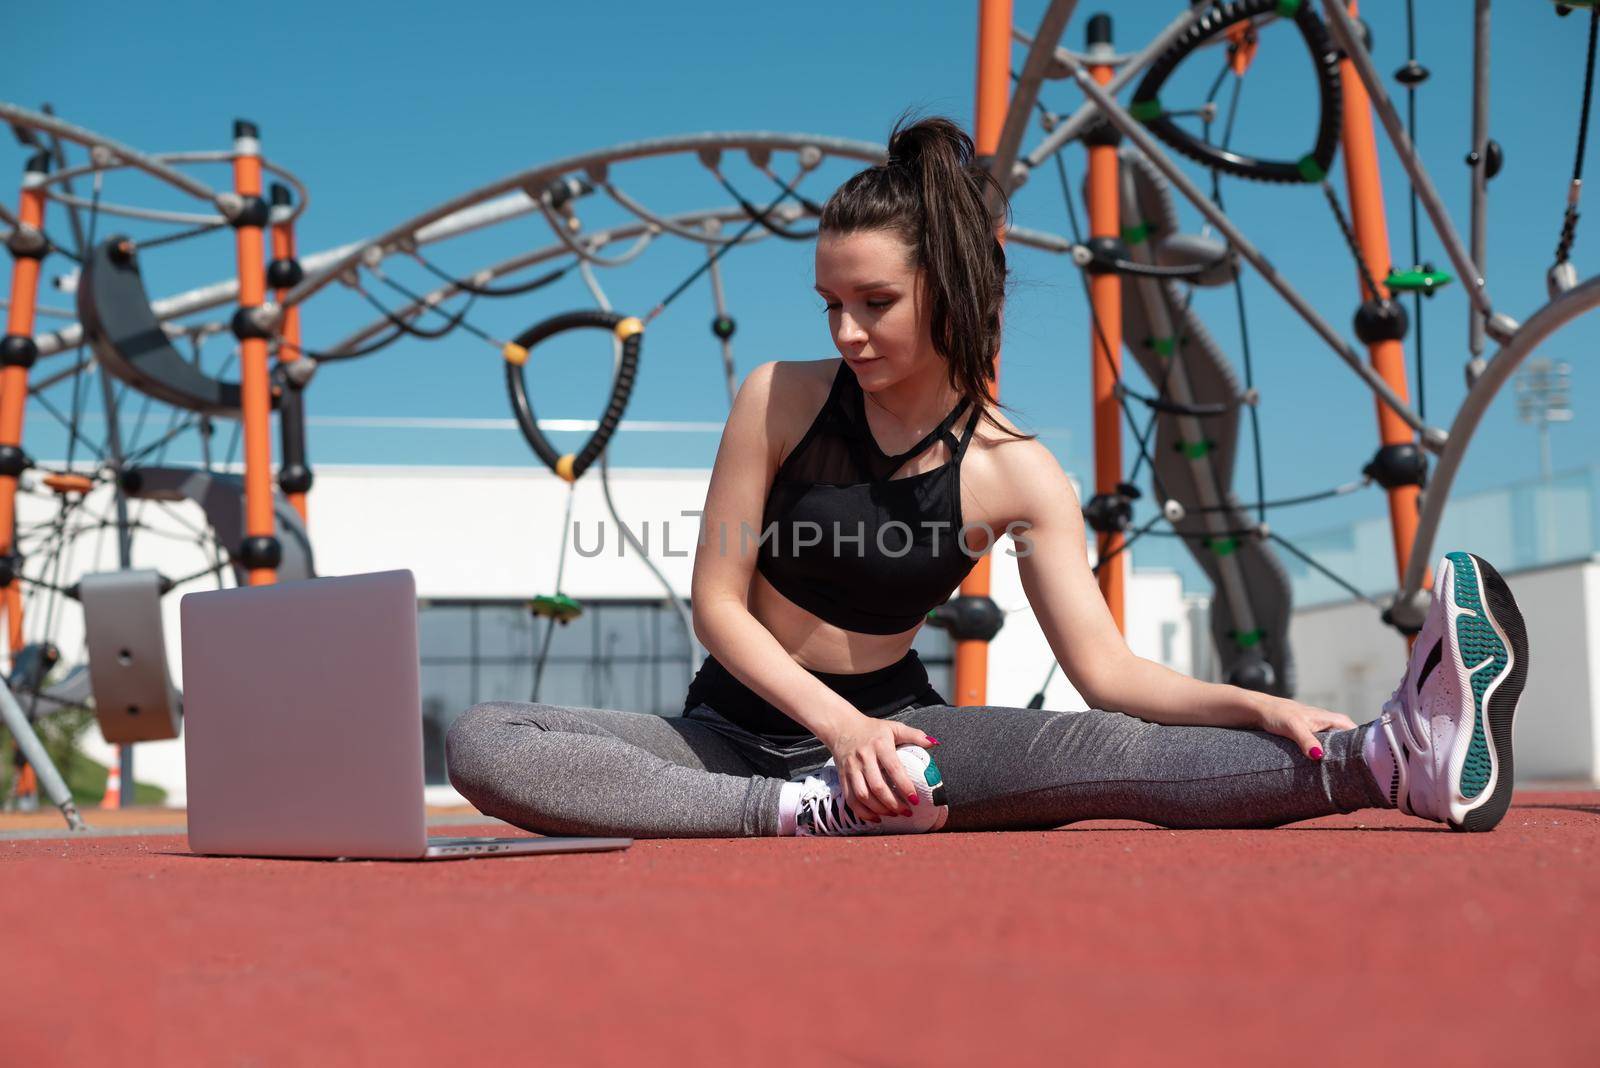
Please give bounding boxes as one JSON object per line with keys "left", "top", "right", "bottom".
{"left": 1443, "top": 552, "right": 1528, "bottom": 833}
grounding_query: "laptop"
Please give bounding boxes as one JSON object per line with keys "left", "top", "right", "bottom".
{"left": 179, "top": 568, "right": 632, "bottom": 861}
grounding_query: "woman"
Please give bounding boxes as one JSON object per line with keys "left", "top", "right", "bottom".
{"left": 446, "top": 116, "right": 1528, "bottom": 838}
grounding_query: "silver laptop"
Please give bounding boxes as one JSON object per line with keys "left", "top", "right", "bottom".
{"left": 180, "top": 568, "right": 632, "bottom": 861}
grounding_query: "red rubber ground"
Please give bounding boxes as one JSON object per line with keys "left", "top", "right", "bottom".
{"left": 4, "top": 790, "right": 1596, "bottom": 1066}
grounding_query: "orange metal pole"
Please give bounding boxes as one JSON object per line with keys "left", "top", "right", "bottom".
{"left": 1086, "top": 22, "right": 1125, "bottom": 633}
{"left": 270, "top": 194, "right": 309, "bottom": 525}
{"left": 951, "top": 0, "right": 1013, "bottom": 708}
{"left": 231, "top": 122, "right": 279, "bottom": 586}
{"left": 0, "top": 153, "right": 50, "bottom": 667}
{"left": 1336, "top": 2, "right": 1431, "bottom": 607}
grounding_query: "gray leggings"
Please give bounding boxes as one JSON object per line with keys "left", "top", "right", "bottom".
{"left": 445, "top": 699, "right": 1392, "bottom": 838}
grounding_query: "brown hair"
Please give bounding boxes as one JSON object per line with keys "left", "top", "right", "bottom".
{"left": 819, "top": 112, "right": 1035, "bottom": 444}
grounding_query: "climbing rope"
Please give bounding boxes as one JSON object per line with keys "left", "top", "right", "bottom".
{"left": 1552, "top": 3, "right": 1600, "bottom": 272}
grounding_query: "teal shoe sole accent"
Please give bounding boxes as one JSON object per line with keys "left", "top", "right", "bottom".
{"left": 924, "top": 759, "right": 943, "bottom": 787}
{"left": 1446, "top": 551, "right": 1504, "bottom": 802}
{"left": 1445, "top": 553, "right": 1529, "bottom": 833}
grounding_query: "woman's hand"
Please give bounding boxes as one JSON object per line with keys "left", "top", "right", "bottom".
{"left": 816, "top": 713, "right": 938, "bottom": 822}
{"left": 1254, "top": 696, "right": 1357, "bottom": 760}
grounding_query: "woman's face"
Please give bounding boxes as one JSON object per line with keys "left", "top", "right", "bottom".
{"left": 814, "top": 229, "right": 936, "bottom": 390}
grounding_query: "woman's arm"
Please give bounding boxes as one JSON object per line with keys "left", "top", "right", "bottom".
{"left": 689, "top": 361, "right": 866, "bottom": 744}
{"left": 1008, "top": 442, "right": 1266, "bottom": 728}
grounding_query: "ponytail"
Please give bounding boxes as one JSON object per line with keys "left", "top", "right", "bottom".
{"left": 819, "top": 112, "right": 1033, "bottom": 443}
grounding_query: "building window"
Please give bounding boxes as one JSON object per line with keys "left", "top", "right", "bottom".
{"left": 418, "top": 597, "right": 955, "bottom": 785}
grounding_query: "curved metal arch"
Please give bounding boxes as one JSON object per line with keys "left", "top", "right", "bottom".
{"left": 31, "top": 136, "right": 1075, "bottom": 362}
{"left": 1401, "top": 274, "right": 1600, "bottom": 601}
{"left": 0, "top": 102, "right": 222, "bottom": 207}
{"left": 278, "top": 132, "right": 897, "bottom": 309}
{"left": 322, "top": 203, "right": 798, "bottom": 355}
{"left": 37, "top": 150, "right": 311, "bottom": 227}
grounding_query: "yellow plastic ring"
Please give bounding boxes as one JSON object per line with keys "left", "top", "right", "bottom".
{"left": 613, "top": 316, "right": 644, "bottom": 341}
{"left": 555, "top": 454, "right": 578, "bottom": 482}
{"left": 502, "top": 342, "right": 529, "bottom": 366}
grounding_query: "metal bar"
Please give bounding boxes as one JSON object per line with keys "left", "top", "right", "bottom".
{"left": 1023, "top": 6, "right": 1198, "bottom": 167}
{"left": 1468, "top": 0, "right": 1492, "bottom": 357}
{"left": 0, "top": 102, "right": 220, "bottom": 205}
{"left": 990, "top": 0, "right": 1079, "bottom": 195}
{"left": 1335, "top": 9, "right": 1428, "bottom": 609}
{"left": 0, "top": 681, "right": 86, "bottom": 829}
{"left": 1401, "top": 274, "right": 1600, "bottom": 599}
{"left": 1057, "top": 50, "right": 1434, "bottom": 439}
{"left": 1319, "top": 0, "right": 1493, "bottom": 324}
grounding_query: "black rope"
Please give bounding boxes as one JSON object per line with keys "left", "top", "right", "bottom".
{"left": 1091, "top": 511, "right": 1165, "bottom": 577}
{"left": 277, "top": 328, "right": 409, "bottom": 365}
{"left": 644, "top": 167, "right": 807, "bottom": 323}
{"left": 360, "top": 276, "right": 486, "bottom": 342}
{"left": 1320, "top": 181, "right": 1383, "bottom": 304}
{"left": 707, "top": 168, "right": 816, "bottom": 241}
{"left": 1207, "top": 79, "right": 1269, "bottom": 528}
{"left": 1188, "top": 478, "right": 1369, "bottom": 514}
{"left": 1265, "top": 530, "right": 1383, "bottom": 609}
{"left": 1554, "top": 4, "right": 1600, "bottom": 267}
{"left": 408, "top": 250, "right": 578, "bottom": 298}
{"left": 131, "top": 218, "right": 230, "bottom": 252}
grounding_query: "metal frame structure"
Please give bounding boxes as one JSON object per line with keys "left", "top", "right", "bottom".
{"left": 3, "top": 0, "right": 1595, "bottom": 825}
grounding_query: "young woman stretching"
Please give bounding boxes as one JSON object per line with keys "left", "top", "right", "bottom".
{"left": 447, "top": 116, "right": 1529, "bottom": 838}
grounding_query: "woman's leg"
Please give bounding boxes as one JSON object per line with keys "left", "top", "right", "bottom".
{"left": 445, "top": 701, "right": 790, "bottom": 839}
{"left": 865, "top": 705, "right": 1391, "bottom": 832}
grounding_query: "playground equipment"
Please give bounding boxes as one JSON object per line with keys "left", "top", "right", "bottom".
{"left": 3, "top": 0, "right": 1597, "bottom": 827}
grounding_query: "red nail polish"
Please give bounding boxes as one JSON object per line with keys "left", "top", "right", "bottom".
{"left": 927, "top": 736, "right": 939, "bottom": 745}
{"left": 909, "top": 795, "right": 920, "bottom": 806}
{"left": 1310, "top": 746, "right": 1324, "bottom": 760}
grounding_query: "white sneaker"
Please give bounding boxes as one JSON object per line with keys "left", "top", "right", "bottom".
{"left": 793, "top": 745, "right": 949, "bottom": 836}
{"left": 1375, "top": 551, "right": 1528, "bottom": 832}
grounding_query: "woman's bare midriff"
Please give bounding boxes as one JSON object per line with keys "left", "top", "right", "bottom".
{"left": 747, "top": 568, "right": 919, "bottom": 675}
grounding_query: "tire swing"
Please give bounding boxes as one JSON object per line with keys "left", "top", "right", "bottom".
{"left": 1129, "top": 0, "right": 1344, "bottom": 184}
{"left": 503, "top": 311, "right": 643, "bottom": 668}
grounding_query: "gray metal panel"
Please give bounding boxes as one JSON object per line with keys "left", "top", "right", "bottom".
{"left": 80, "top": 570, "right": 183, "bottom": 743}
{"left": 76, "top": 239, "right": 250, "bottom": 416}
{"left": 1117, "top": 148, "right": 1294, "bottom": 697}
{"left": 124, "top": 465, "right": 315, "bottom": 584}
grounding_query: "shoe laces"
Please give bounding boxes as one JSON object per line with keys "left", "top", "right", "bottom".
{"left": 1378, "top": 684, "right": 1424, "bottom": 818}
{"left": 796, "top": 775, "right": 870, "bottom": 836}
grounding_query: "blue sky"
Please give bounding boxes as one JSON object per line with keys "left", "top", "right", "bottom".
{"left": 8, "top": 1, "right": 1597, "bottom": 580}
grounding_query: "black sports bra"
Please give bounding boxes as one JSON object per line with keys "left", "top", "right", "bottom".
{"left": 755, "top": 360, "right": 984, "bottom": 634}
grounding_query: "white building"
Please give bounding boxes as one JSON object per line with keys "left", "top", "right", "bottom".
{"left": 19, "top": 462, "right": 1599, "bottom": 807}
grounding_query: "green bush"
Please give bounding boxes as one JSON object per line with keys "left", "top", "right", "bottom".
{"left": 2, "top": 704, "right": 167, "bottom": 807}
